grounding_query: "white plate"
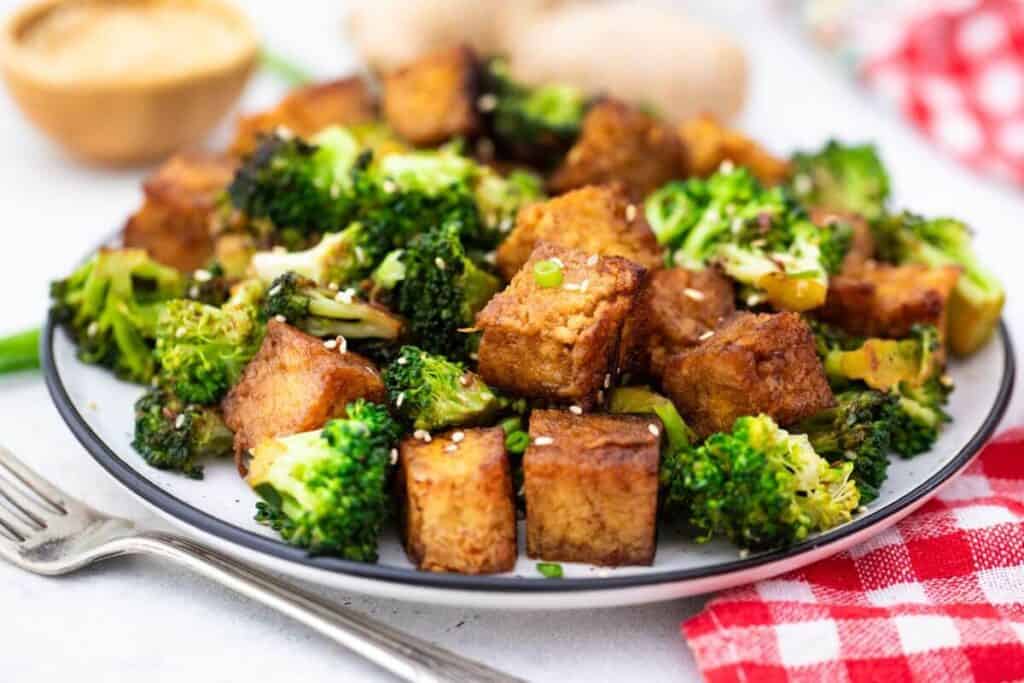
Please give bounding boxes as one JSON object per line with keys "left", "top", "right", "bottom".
{"left": 43, "top": 317, "right": 1014, "bottom": 609}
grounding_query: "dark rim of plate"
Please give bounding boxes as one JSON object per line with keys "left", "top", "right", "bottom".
{"left": 42, "top": 312, "right": 1015, "bottom": 592}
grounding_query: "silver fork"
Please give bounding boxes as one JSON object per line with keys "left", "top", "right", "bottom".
{"left": 0, "top": 445, "right": 524, "bottom": 683}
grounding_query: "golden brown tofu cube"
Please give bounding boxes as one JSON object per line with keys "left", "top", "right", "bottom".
{"left": 548, "top": 99, "right": 683, "bottom": 199}
{"left": 524, "top": 410, "right": 659, "bottom": 566}
{"left": 382, "top": 45, "right": 480, "bottom": 146}
{"left": 679, "top": 114, "right": 791, "bottom": 186}
{"left": 222, "top": 321, "right": 386, "bottom": 472}
{"left": 818, "top": 261, "right": 961, "bottom": 339}
{"left": 496, "top": 183, "right": 664, "bottom": 280}
{"left": 122, "top": 153, "right": 237, "bottom": 272}
{"left": 620, "top": 267, "right": 735, "bottom": 378}
{"left": 230, "top": 76, "right": 377, "bottom": 156}
{"left": 809, "top": 207, "right": 876, "bottom": 275}
{"left": 663, "top": 312, "right": 834, "bottom": 437}
{"left": 476, "top": 243, "right": 645, "bottom": 409}
{"left": 398, "top": 427, "right": 516, "bottom": 574}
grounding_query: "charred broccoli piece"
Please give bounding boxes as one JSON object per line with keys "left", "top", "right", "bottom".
{"left": 132, "top": 386, "right": 234, "bottom": 479}
{"left": 874, "top": 211, "right": 1004, "bottom": 355}
{"left": 383, "top": 345, "right": 500, "bottom": 431}
{"left": 661, "top": 414, "right": 860, "bottom": 550}
{"left": 789, "top": 140, "right": 890, "bottom": 220}
{"left": 262, "top": 272, "right": 403, "bottom": 340}
{"left": 248, "top": 400, "right": 400, "bottom": 561}
{"left": 184, "top": 263, "right": 232, "bottom": 306}
{"left": 50, "top": 249, "right": 185, "bottom": 383}
{"left": 890, "top": 376, "right": 953, "bottom": 457}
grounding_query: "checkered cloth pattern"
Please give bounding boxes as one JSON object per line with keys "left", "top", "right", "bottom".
{"left": 683, "top": 427, "right": 1024, "bottom": 682}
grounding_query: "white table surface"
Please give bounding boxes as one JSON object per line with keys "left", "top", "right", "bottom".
{"left": 0, "top": 1, "right": 1020, "bottom": 681}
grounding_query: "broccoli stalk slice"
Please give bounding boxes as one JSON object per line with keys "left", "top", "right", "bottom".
{"left": 263, "top": 272, "right": 403, "bottom": 339}
{"left": 608, "top": 386, "right": 695, "bottom": 453}
{"left": 132, "top": 386, "right": 234, "bottom": 479}
{"left": 248, "top": 400, "right": 400, "bottom": 560}
{"left": 789, "top": 140, "right": 891, "bottom": 220}
{"left": 823, "top": 325, "right": 939, "bottom": 392}
{"left": 383, "top": 346, "right": 500, "bottom": 431}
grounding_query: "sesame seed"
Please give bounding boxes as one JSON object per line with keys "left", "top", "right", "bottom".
{"left": 396, "top": 356, "right": 408, "bottom": 365}
{"left": 567, "top": 147, "right": 583, "bottom": 165}
{"left": 274, "top": 315, "right": 287, "bottom": 323}
{"left": 499, "top": 218, "right": 514, "bottom": 233}
{"left": 445, "top": 443, "right": 458, "bottom": 453}
{"left": 469, "top": 352, "right": 479, "bottom": 361}
{"left": 648, "top": 424, "right": 661, "bottom": 437}
{"left": 719, "top": 159, "right": 735, "bottom": 173}
{"left": 389, "top": 448, "right": 398, "bottom": 465}
{"left": 335, "top": 289, "right": 354, "bottom": 304}
{"left": 569, "top": 405, "right": 583, "bottom": 415}
{"left": 563, "top": 282, "right": 581, "bottom": 291}
{"left": 275, "top": 125, "right": 294, "bottom": 139}
{"left": 414, "top": 429, "right": 431, "bottom": 442}
{"left": 87, "top": 321, "right": 100, "bottom": 337}
{"left": 793, "top": 173, "right": 812, "bottom": 195}
{"left": 604, "top": 373, "right": 612, "bottom": 389}
{"left": 355, "top": 246, "right": 366, "bottom": 263}
{"left": 328, "top": 282, "right": 339, "bottom": 291}
{"left": 738, "top": 549, "right": 750, "bottom": 559}
{"left": 731, "top": 217, "right": 744, "bottom": 234}
{"left": 699, "top": 330, "right": 715, "bottom": 341}
{"left": 267, "top": 284, "right": 281, "bottom": 298}
{"left": 683, "top": 288, "right": 706, "bottom": 301}
{"left": 396, "top": 392, "right": 405, "bottom": 408}
{"left": 188, "top": 285, "right": 200, "bottom": 299}
{"left": 194, "top": 269, "right": 212, "bottom": 282}
{"left": 329, "top": 184, "right": 340, "bottom": 199}
{"left": 857, "top": 506, "right": 868, "bottom": 514}
{"left": 382, "top": 180, "right": 396, "bottom": 194}
{"left": 323, "top": 339, "right": 338, "bottom": 350}
{"left": 586, "top": 254, "right": 599, "bottom": 266}
{"left": 746, "top": 294, "right": 762, "bottom": 307}
{"left": 533, "top": 436, "right": 554, "bottom": 446}
{"left": 174, "top": 414, "right": 186, "bottom": 429}
{"left": 480, "top": 392, "right": 493, "bottom": 401}
{"left": 434, "top": 257, "right": 446, "bottom": 270}
{"left": 579, "top": 279, "right": 589, "bottom": 292}
{"left": 452, "top": 431, "right": 465, "bottom": 443}
{"left": 940, "top": 374, "right": 954, "bottom": 387}
{"left": 483, "top": 251, "right": 498, "bottom": 264}
{"left": 477, "top": 93, "right": 498, "bottom": 111}
{"left": 625, "top": 204, "right": 637, "bottom": 222}
{"left": 336, "top": 336, "right": 347, "bottom": 354}
{"left": 597, "top": 569, "right": 610, "bottom": 578}
{"left": 551, "top": 257, "right": 564, "bottom": 268}
{"left": 459, "top": 374, "right": 471, "bottom": 387}
{"left": 175, "top": 326, "right": 187, "bottom": 338}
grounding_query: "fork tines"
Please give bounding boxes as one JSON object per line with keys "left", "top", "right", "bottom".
{"left": 0, "top": 446, "right": 67, "bottom": 540}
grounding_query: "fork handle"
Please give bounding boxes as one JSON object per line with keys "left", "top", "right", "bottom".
{"left": 124, "top": 532, "right": 525, "bottom": 683}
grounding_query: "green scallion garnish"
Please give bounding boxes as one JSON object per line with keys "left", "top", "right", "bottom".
{"left": 536, "top": 562, "right": 563, "bottom": 579}
{"left": 533, "top": 259, "right": 563, "bottom": 288}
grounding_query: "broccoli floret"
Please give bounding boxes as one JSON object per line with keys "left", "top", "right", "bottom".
{"left": 184, "top": 263, "right": 232, "bottom": 306}
{"left": 395, "top": 221, "right": 501, "bottom": 359}
{"left": 262, "top": 272, "right": 403, "bottom": 340}
{"left": 248, "top": 400, "right": 400, "bottom": 560}
{"left": 473, "top": 168, "right": 545, "bottom": 242}
{"left": 874, "top": 211, "right": 1004, "bottom": 355}
{"left": 644, "top": 167, "right": 850, "bottom": 311}
{"left": 250, "top": 223, "right": 380, "bottom": 287}
{"left": 131, "top": 386, "right": 234, "bottom": 479}
{"left": 370, "top": 249, "right": 407, "bottom": 292}
{"left": 891, "top": 376, "right": 953, "bottom": 457}
{"left": 789, "top": 140, "right": 891, "bottom": 220}
{"left": 661, "top": 414, "right": 860, "bottom": 550}
{"left": 608, "top": 386, "right": 695, "bottom": 453}
{"left": 481, "top": 57, "right": 587, "bottom": 166}
{"left": 794, "top": 390, "right": 897, "bottom": 503}
{"left": 50, "top": 249, "right": 185, "bottom": 383}
{"left": 823, "top": 324, "right": 940, "bottom": 392}
{"left": 154, "top": 283, "right": 265, "bottom": 405}
{"left": 383, "top": 345, "right": 500, "bottom": 431}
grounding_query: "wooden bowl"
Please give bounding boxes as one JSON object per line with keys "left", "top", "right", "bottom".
{"left": 0, "top": 0, "right": 259, "bottom": 165}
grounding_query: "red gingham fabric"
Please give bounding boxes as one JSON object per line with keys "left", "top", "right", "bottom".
{"left": 683, "top": 427, "right": 1024, "bottom": 683}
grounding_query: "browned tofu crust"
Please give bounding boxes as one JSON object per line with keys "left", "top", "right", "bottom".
{"left": 495, "top": 183, "right": 664, "bottom": 280}
{"left": 548, "top": 99, "right": 683, "bottom": 199}
{"left": 662, "top": 312, "right": 834, "bottom": 437}
{"left": 382, "top": 45, "right": 480, "bottom": 146}
{"left": 817, "top": 261, "right": 961, "bottom": 339}
{"left": 230, "top": 76, "right": 377, "bottom": 156}
{"left": 476, "top": 243, "right": 645, "bottom": 409}
{"left": 122, "top": 153, "right": 237, "bottom": 272}
{"left": 398, "top": 427, "right": 516, "bottom": 574}
{"left": 809, "top": 207, "right": 876, "bottom": 275}
{"left": 222, "top": 321, "right": 386, "bottom": 472}
{"left": 620, "top": 267, "right": 736, "bottom": 379}
{"left": 524, "top": 410, "right": 659, "bottom": 566}
{"left": 679, "top": 114, "right": 791, "bottom": 186}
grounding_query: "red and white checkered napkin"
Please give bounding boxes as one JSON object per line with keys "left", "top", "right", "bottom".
{"left": 683, "top": 427, "right": 1024, "bottom": 683}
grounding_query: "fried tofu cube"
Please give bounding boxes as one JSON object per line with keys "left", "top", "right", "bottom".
{"left": 495, "top": 183, "right": 664, "bottom": 280}
{"left": 524, "top": 410, "right": 659, "bottom": 566}
{"left": 809, "top": 207, "right": 876, "bottom": 275}
{"left": 679, "top": 114, "right": 791, "bottom": 185}
{"left": 818, "top": 261, "right": 961, "bottom": 339}
{"left": 476, "top": 243, "right": 645, "bottom": 409}
{"left": 663, "top": 312, "right": 834, "bottom": 437}
{"left": 398, "top": 427, "right": 516, "bottom": 574}
{"left": 222, "top": 321, "right": 386, "bottom": 469}
{"left": 548, "top": 99, "right": 683, "bottom": 199}
{"left": 620, "top": 267, "right": 735, "bottom": 378}
{"left": 230, "top": 76, "right": 377, "bottom": 156}
{"left": 382, "top": 45, "right": 480, "bottom": 146}
{"left": 123, "top": 153, "right": 237, "bottom": 272}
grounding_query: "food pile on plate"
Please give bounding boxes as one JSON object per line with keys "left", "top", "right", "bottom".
{"left": 50, "top": 45, "right": 1004, "bottom": 574}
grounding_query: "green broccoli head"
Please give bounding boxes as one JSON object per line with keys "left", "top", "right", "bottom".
{"left": 644, "top": 167, "right": 851, "bottom": 311}
{"left": 395, "top": 221, "right": 501, "bottom": 359}
{"left": 789, "top": 140, "right": 891, "bottom": 220}
{"left": 50, "top": 249, "right": 185, "bottom": 383}
{"left": 473, "top": 168, "right": 545, "bottom": 243}
{"left": 383, "top": 346, "right": 500, "bottom": 431}
{"left": 249, "top": 400, "right": 400, "bottom": 561}
{"left": 661, "top": 414, "right": 860, "bottom": 550}
{"left": 132, "top": 386, "right": 234, "bottom": 479}
{"left": 262, "top": 272, "right": 403, "bottom": 340}
{"left": 795, "top": 390, "right": 898, "bottom": 503}
{"left": 890, "top": 376, "right": 953, "bottom": 457}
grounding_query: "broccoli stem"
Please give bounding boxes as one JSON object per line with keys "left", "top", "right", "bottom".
{"left": 260, "top": 48, "right": 314, "bottom": 87}
{"left": 0, "top": 328, "right": 41, "bottom": 374}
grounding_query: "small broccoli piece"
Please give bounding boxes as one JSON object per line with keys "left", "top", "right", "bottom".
{"left": 50, "top": 249, "right": 184, "bottom": 383}
{"left": 608, "top": 386, "right": 695, "bottom": 453}
{"left": 823, "top": 324, "right": 940, "bottom": 392}
{"left": 661, "top": 414, "right": 860, "bottom": 550}
{"left": 262, "top": 272, "right": 403, "bottom": 340}
{"left": 474, "top": 168, "right": 545, "bottom": 242}
{"left": 370, "top": 249, "right": 407, "bottom": 292}
{"left": 395, "top": 221, "right": 501, "bottom": 359}
{"left": 795, "top": 390, "right": 897, "bottom": 503}
{"left": 383, "top": 345, "right": 500, "bottom": 431}
{"left": 154, "top": 283, "right": 265, "bottom": 405}
{"left": 132, "top": 386, "right": 234, "bottom": 479}
{"left": 184, "top": 263, "right": 232, "bottom": 306}
{"left": 481, "top": 57, "right": 587, "bottom": 166}
{"left": 644, "top": 167, "right": 850, "bottom": 311}
{"left": 874, "top": 211, "right": 1004, "bottom": 355}
{"left": 890, "top": 377, "right": 953, "bottom": 457}
{"left": 248, "top": 400, "right": 400, "bottom": 560}
{"left": 250, "top": 224, "right": 377, "bottom": 287}
{"left": 789, "top": 140, "right": 890, "bottom": 220}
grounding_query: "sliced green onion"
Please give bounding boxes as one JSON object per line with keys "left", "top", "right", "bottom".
{"left": 0, "top": 328, "right": 40, "bottom": 375}
{"left": 260, "top": 49, "right": 314, "bottom": 87}
{"left": 505, "top": 430, "right": 529, "bottom": 454}
{"left": 787, "top": 269, "right": 822, "bottom": 279}
{"left": 533, "top": 259, "right": 563, "bottom": 288}
{"left": 536, "top": 562, "right": 563, "bottom": 579}
{"left": 499, "top": 416, "right": 523, "bottom": 435}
